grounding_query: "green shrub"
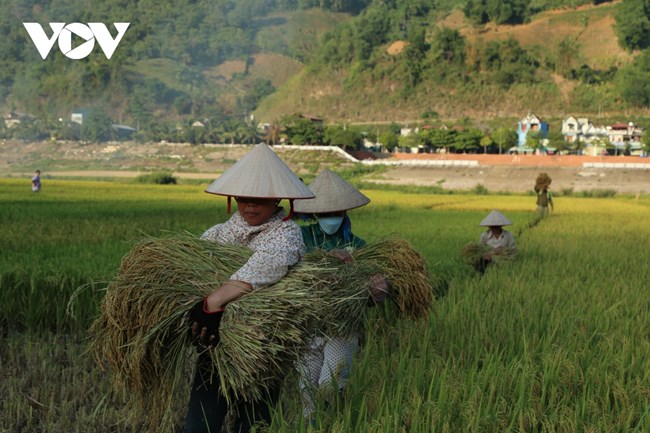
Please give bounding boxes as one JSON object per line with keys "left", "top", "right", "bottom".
{"left": 560, "top": 187, "right": 574, "bottom": 196}
{"left": 472, "top": 183, "right": 488, "bottom": 195}
{"left": 135, "top": 171, "right": 177, "bottom": 184}
{"left": 580, "top": 188, "right": 616, "bottom": 198}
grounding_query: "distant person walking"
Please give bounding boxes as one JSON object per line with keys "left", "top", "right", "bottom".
{"left": 31, "top": 170, "right": 41, "bottom": 192}
{"left": 534, "top": 172, "right": 553, "bottom": 217}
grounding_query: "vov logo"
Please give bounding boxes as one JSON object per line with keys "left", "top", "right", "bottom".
{"left": 23, "top": 22, "right": 130, "bottom": 60}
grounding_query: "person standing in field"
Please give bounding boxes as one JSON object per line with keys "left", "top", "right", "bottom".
{"left": 534, "top": 172, "right": 553, "bottom": 217}
{"left": 476, "top": 210, "right": 517, "bottom": 274}
{"left": 184, "top": 143, "right": 314, "bottom": 433}
{"left": 31, "top": 169, "right": 41, "bottom": 192}
{"left": 293, "top": 169, "right": 389, "bottom": 423}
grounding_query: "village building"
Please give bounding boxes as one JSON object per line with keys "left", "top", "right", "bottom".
{"left": 561, "top": 116, "right": 644, "bottom": 156}
{"left": 516, "top": 113, "right": 549, "bottom": 147}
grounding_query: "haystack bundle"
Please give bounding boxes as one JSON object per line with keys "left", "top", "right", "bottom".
{"left": 89, "top": 236, "right": 434, "bottom": 432}
{"left": 307, "top": 238, "right": 436, "bottom": 337}
{"left": 461, "top": 241, "right": 517, "bottom": 267}
{"left": 534, "top": 172, "right": 552, "bottom": 192}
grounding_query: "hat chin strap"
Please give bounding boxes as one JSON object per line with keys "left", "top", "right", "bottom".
{"left": 282, "top": 199, "right": 294, "bottom": 221}
{"left": 227, "top": 196, "right": 232, "bottom": 214}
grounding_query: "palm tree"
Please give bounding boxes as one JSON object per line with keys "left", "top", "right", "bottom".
{"left": 240, "top": 121, "right": 258, "bottom": 145}
{"left": 265, "top": 123, "right": 282, "bottom": 145}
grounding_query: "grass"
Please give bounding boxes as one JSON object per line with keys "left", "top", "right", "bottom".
{"left": 1, "top": 178, "right": 649, "bottom": 432}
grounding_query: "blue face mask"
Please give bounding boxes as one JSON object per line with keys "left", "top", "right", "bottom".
{"left": 317, "top": 216, "right": 344, "bottom": 235}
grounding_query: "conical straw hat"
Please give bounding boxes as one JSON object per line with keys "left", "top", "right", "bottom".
{"left": 205, "top": 143, "right": 314, "bottom": 199}
{"left": 479, "top": 210, "right": 513, "bottom": 227}
{"left": 294, "top": 169, "right": 370, "bottom": 213}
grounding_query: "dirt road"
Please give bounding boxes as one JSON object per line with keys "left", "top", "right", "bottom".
{"left": 1, "top": 141, "right": 649, "bottom": 194}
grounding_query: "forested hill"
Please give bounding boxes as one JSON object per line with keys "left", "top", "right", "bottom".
{"left": 256, "top": 0, "right": 647, "bottom": 123}
{"left": 2, "top": 0, "right": 650, "bottom": 130}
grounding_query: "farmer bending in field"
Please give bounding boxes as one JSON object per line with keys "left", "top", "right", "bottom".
{"left": 184, "top": 143, "right": 314, "bottom": 433}
{"left": 293, "top": 169, "right": 389, "bottom": 424}
{"left": 476, "top": 210, "right": 517, "bottom": 274}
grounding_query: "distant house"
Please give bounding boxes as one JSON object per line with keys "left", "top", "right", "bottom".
{"left": 3, "top": 111, "right": 35, "bottom": 128}
{"left": 607, "top": 122, "right": 643, "bottom": 146}
{"left": 71, "top": 109, "right": 89, "bottom": 125}
{"left": 517, "top": 113, "right": 549, "bottom": 146}
{"left": 400, "top": 127, "right": 417, "bottom": 136}
{"left": 112, "top": 124, "right": 137, "bottom": 140}
{"left": 561, "top": 116, "right": 644, "bottom": 155}
{"left": 561, "top": 116, "right": 608, "bottom": 146}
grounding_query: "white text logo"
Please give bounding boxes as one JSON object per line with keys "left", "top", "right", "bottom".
{"left": 23, "top": 22, "right": 130, "bottom": 60}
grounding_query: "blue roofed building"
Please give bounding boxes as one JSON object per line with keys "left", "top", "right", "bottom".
{"left": 517, "top": 113, "right": 549, "bottom": 147}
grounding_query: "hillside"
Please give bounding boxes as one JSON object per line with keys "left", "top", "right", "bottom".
{"left": 2, "top": 0, "right": 646, "bottom": 132}
{"left": 0, "top": 3, "right": 351, "bottom": 123}
{"left": 255, "top": 1, "right": 633, "bottom": 124}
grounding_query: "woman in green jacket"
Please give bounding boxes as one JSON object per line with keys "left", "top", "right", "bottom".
{"left": 293, "top": 169, "right": 388, "bottom": 421}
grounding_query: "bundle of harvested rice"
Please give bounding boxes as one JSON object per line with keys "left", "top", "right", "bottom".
{"left": 212, "top": 255, "right": 338, "bottom": 402}
{"left": 89, "top": 236, "right": 328, "bottom": 432}
{"left": 461, "top": 241, "right": 517, "bottom": 267}
{"left": 534, "top": 172, "right": 552, "bottom": 192}
{"left": 352, "top": 238, "right": 434, "bottom": 320}
{"left": 297, "top": 238, "right": 436, "bottom": 337}
{"left": 89, "top": 238, "right": 249, "bottom": 432}
{"left": 304, "top": 249, "right": 378, "bottom": 337}
{"left": 89, "top": 236, "right": 433, "bottom": 432}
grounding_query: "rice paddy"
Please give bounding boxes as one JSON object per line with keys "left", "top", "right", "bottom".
{"left": 1, "top": 178, "right": 649, "bottom": 432}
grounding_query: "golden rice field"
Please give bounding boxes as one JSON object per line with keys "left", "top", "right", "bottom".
{"left": 1, "top": 178, "right": 649, "bottom": 432}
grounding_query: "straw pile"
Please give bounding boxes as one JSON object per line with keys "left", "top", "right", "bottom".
{"left": 89, "top": 236, "right": 434, "bottom": 432}
{"left": 534, "top": 172, "right": 552, "bottom": 192}
{"left": 461, "top": 241, "right": 518, "bottom": 267}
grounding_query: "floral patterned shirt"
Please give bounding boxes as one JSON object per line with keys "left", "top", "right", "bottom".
{"left": 201, "top": 209, "right": 306, "bottom": 289}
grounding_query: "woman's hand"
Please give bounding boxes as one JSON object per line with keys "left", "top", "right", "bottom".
{"left": 330, "top": 249, "right": 353, "bottom": 264}
{"left": 369, "top": 274, "right": 389, "bottom": 303}
{"left": 188, "top": 299, "right": 224, "bottom": 347}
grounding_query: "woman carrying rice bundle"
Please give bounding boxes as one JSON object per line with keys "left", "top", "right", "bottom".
{"left": 469, "top": 209, "right": 517, "bottom": 275}
{"left": 534, "top": 172, "right": 554, "bottom": 217}
{"left": 184, "top": 143, "right": 314, "bottom": 433}
{"left": 293, "top": 169, "right": 389, "bottom": 423}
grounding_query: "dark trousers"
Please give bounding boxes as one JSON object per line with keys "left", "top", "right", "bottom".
{"left": 184, "top": 356, "right": 281, "bottom": 433}
{"left": 476, "top": 258, "right": 491, "bottom": 275}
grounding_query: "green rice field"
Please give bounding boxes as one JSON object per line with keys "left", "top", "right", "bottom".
{"left": 1, "top": 178, "right": 649, "bottom": 432}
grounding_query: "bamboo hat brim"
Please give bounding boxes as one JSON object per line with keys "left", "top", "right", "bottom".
{"left": 205, "top": 143, "right": 315, "bottom": 200}
{"left": 293, "top": 169, "right": 370, "bottom": 213}
{"left": 479, "top": 210, "right": 513, "bottom": 227}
